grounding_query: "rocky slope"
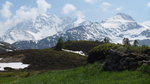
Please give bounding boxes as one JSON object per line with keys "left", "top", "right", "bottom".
{"left": 0, "top": 42, "right": 17, "bottom": 53}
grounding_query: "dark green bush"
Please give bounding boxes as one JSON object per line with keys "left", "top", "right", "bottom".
{"left": 88, "top": 43, "right": 121, "bottom": 63}
{"left": 64, "top": 40, "right": 103, "bottom": 54}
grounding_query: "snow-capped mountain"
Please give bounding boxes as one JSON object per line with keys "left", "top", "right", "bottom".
{"left": 4, "top": 13, "right": 150, "bottom": 49}
{"left": 0, "top": 14, "right": 80, "bottom": 43}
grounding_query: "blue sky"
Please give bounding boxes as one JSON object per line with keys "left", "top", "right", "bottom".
{"left": 0, "top": 0, "right": 150, "bottom": 23}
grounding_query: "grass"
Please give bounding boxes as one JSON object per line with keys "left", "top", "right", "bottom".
{"left": 0, "top": 63, "right": 150, "bottom": 84}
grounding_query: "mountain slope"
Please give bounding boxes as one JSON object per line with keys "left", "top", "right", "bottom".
{"left": 0, "top": 14, "right": 80, "bottom": 43}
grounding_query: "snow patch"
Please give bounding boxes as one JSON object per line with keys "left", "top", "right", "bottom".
{"left": 0, "top": 62, "right": 29, "bottom": 71}
{"left": 62, "top": 49, "right": 86, "bottom": 56}
{"left": 6, "top": 49, "right": 13, "bottom": 52}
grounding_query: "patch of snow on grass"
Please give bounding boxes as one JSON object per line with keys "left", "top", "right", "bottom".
{"left": 0, "top": 62, "right": 29, "bottom": 71}
{"left": 62, "top": 49, "right": 86, "bottom": 56}
{"left": 6, "top": 49, "right": 13, "bottom": 52}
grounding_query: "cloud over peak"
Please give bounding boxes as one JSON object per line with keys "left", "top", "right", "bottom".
{"left": 62, "top": 4, "right": 85, "bottom": 26}
{"left": 37, "top": 0, "right": 52, "bottom": 14}
{"left": 63, "top": 4, "right": 77, "bottom": 14}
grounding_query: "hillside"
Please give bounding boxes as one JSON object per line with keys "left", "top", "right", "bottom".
{"left": 0, "top": 49, "right": 86, "bottom": 71}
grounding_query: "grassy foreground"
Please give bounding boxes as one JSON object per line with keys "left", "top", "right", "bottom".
{"left": 0, "top": 63, "right": 150, "bottom": 84}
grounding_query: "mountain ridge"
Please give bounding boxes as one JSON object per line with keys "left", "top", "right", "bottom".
{"left": 0, "top": 13, "right": 149, "bottom": 49}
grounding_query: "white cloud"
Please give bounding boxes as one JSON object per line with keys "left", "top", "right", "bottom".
{"left": 101, "top": 2, "right": 112, "bottom": 11}
{"left": 62, "top": 4, "right": 85, "bottom": 26}
{"left": 147, "top": 2, "right": 150, "bottom": 7}
{"left": 84, "top": 0, "right": 98, "bottom": 4}
{"left": 36, "top": 0, "right": 51, "bottom": 14}
{"left": 116, "top": 7, "right": 123, "bottom": 11}
{"left": 0, "top": 6, "right": 38, "bottom": 36}
{"left": 15, "top": 6, "right": 38, "bottom": 20}
{"left": 0, "top": 1, "right": 13, "bottom": 18}
{"left": 63, "top": 4, "right": 77, "bottom": 14}
{"left": 0, "top": 0, "right": 52, "bottom": 36}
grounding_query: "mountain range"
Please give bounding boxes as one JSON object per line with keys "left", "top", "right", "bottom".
{"left": 0, "top": 13, "right": 149, "bottom": 49}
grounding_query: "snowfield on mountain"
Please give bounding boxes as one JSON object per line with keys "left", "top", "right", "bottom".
{"left": 0, "top": 13, "right": 149, "bottom": 49}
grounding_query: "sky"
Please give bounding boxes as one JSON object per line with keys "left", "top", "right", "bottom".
{"left": 0, "top": 0, "right": 150, "bottom": 35}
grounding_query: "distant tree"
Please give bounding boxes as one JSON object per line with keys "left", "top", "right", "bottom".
{"left": 123, "top": 38, "right": 130, "bottom": 46}
{"left": 55, "top": 37, "right": 64, "bottom": 51}
{"left": 103, "top": 37, "right": 110, "bottom": 43}
{"left": 133, "top": 40, "right": 139, "bottom": 46}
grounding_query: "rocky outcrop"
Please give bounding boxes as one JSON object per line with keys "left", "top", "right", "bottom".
{"left": 0, "top": 42, "right": 17, "bottom": 53}
{"left": 103, "top": 49, "right": 149, "bottom": 71}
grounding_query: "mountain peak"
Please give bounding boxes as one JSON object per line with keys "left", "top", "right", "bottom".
{"left": 113, "top": 13, "right": 134, "bottom": 21}
{"left": 102, "top": 13, "right": 135, "bottom": 23}
{"left": 115, "top": 13, "right": 134, "bottom": 21}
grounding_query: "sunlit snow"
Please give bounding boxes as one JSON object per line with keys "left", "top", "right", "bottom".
{"left": 62, "top": 49, "right": 86, "bottom": 56}
{"left": 0, "top": 62, "right": 29, "bottom": 71}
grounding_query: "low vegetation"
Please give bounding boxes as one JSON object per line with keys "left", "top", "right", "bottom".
{"left": 0, "top": 63, "right": 150, "bottom": 84}
{"left": 138, "top": 64, "right": 150, "bottom": 75}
